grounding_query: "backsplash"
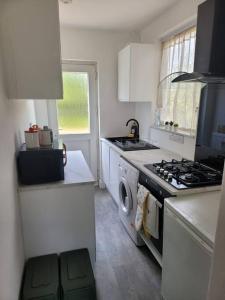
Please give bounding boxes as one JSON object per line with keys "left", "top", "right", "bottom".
{"left": 149, "top": 127, "right": 196, "bottom": 160}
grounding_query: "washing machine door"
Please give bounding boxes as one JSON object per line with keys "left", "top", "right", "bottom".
{"left": 119, "top": 177, "right": 133, "bottom": 215}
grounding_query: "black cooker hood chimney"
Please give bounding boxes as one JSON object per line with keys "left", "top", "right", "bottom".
{"left": 173, "top": 0, "right": 225, "bottom": 84}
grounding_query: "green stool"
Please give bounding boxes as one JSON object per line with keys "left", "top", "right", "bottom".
{"left": 22, "top": 254, "right": 60, "bottom": 300}
{"left": 60, "top": 249, "right": 96, "bottom": 300}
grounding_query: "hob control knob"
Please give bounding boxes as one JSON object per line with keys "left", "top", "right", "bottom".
{"left": 160, "top": 168, "right": 164, "bottom": 174}
{"left": 164, "top": 170, "right": 169, "bottom": 177}
{"left": 168, "top": 173, "right": 173, "bottom": 180}
{"left": 156, "top": 166, "right": 160, "bottom": 172}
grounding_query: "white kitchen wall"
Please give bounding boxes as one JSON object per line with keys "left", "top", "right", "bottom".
{"left": 135, "top": 0, "right": 205, "bottom": 153}
{"left": 141, "top": 0, "right": 205, "bottom": 43}
{"left": 135, "top": 102, "right": 153, "bottom": 140}
{"left": 150, "top": 128, "right": 196, "bottom": 160}
{"left": 0, "top": 25, "right": 36, "bottom": 300}
{"left": 60, "top": 26, "right": 140, "bottom": 137}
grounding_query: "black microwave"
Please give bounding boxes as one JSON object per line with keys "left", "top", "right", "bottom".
{"left": 17, "top": 140, "right": 66, "bottom": 185}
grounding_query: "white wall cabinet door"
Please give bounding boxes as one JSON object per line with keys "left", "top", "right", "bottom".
{"left": 109, "top": 147, "right": 121, "bottom": 205}
{"left": 101, "top": 141, "right": 110, "bottom": 189}
{"left": 118, "top": 45, "right": 130, "bottom": 102}
{"left": 118, "top": 43, "right": 160, "bottom": 103}
{"left": 1, "top": 0, "right": 63, "bottom": 100}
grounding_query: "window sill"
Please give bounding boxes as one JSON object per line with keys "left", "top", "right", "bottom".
{"left": 151, "top": 126, "right": 196, "bottom": 138}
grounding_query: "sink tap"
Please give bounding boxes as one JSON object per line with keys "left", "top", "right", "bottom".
{"left": 126, "top": 119, "right": 139, "bottom": 139}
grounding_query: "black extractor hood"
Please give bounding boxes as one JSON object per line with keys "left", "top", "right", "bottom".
{"left": 173, "top": 0, "right": 225, "bottom": 84}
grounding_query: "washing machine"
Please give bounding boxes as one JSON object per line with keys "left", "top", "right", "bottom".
{"left": 118, "top": 157, "right": 144, "bottom": 246}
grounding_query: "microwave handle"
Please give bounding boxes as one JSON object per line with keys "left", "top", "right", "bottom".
{"left": 63, "top": 143, "right": 67, "bottom": 167}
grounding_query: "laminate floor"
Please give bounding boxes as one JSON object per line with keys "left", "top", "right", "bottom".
{"left": 95, "top": 188, "right": 162, "bottom": 300}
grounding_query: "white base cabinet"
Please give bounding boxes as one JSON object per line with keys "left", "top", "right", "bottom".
{"left": 101, "top": 140, "right": 121, "bottom": 205}
{"left": 19, "top": 184, "right": 96, "bottom": 266}
{"left": 101, "top": 140, "right": 110, "bottom": 189}
{"left": 162, "top": 207, "right": 213, "bottom": 300}
{"left": 109, "top": 147, "right": 121, "bottom": 205}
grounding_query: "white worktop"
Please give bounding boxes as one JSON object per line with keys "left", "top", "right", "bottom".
{"left": 165, "top": 191, "right": 221, "bottom": 248}
{"left": 19, "top": 151, "right": 95, "bottom": 192}
{"left": 101, "top": 138, "right": 222, "bottom": 196}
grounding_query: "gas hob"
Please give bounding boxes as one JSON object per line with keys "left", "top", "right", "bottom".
{"left": 145, "top": 159, "right": 222, "bottom": 190}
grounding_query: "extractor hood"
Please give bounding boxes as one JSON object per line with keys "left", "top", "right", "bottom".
{"left": 173, "top": 0, "right": 225, "bottom": 84}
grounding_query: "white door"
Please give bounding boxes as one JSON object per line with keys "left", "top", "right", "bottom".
{"left": 48, "top": 62, "right": 99, "bottom": 179}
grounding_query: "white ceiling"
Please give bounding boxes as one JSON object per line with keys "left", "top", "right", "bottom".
{"left": 59, "top": 0, "right": 180, "bottom": 31}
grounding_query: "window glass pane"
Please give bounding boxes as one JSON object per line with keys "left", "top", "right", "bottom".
{"left": 57, "top": 72, "right": 90, "bottom": 134}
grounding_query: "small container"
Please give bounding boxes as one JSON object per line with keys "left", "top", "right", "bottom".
{"left": 25, "top": 125, "right": 40, "bottom": 149}
{"left": 39, "top": 126, "right": 53, "bottom": 147}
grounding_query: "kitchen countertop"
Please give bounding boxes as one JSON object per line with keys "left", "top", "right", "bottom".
{"left": 165, "top": 191, "right": 221, "bottom": 248}
{"left": 19, "top": 151, "right": 95, "bottom": 192}
{"left": 101, "top": 138, "right": 222, "bottom": 196}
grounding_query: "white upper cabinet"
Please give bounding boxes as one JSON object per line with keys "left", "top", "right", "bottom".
{"left": 118, "top": 43, "right": 160, "bottom": 102}
{"left": 0, "top": 0, "right": 63, "bottom": 100}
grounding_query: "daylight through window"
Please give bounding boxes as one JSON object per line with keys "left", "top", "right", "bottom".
{"left": 158, "top": 27, "right": 202, "bottom": 132}
{"left": 57, "top": 72, "right": 90, "bottom": 134}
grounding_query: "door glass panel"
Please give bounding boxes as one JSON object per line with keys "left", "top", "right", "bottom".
{"left": 120, "top": 181, "right": 131, "bottom": 215}
{"left": 121, "top": 183, "right": 128, "bottom": 208}
{"left": 57, "top": 72, "right": 90, "bottom": 134}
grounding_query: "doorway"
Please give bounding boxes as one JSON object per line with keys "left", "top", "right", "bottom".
{"left": 48, "top": 61, "right": 99, "bottom": 179}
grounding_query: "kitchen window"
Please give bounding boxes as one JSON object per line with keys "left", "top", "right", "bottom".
{"left": 57, "top": 72, "right": 90, "bottom": 134}
{"left": 157, "top": 26, "right": 202, "bottom": 132}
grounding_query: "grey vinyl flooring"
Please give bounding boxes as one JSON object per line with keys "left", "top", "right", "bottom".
{"left": 95, "top": 188, "right": 162, "bottom": 300}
